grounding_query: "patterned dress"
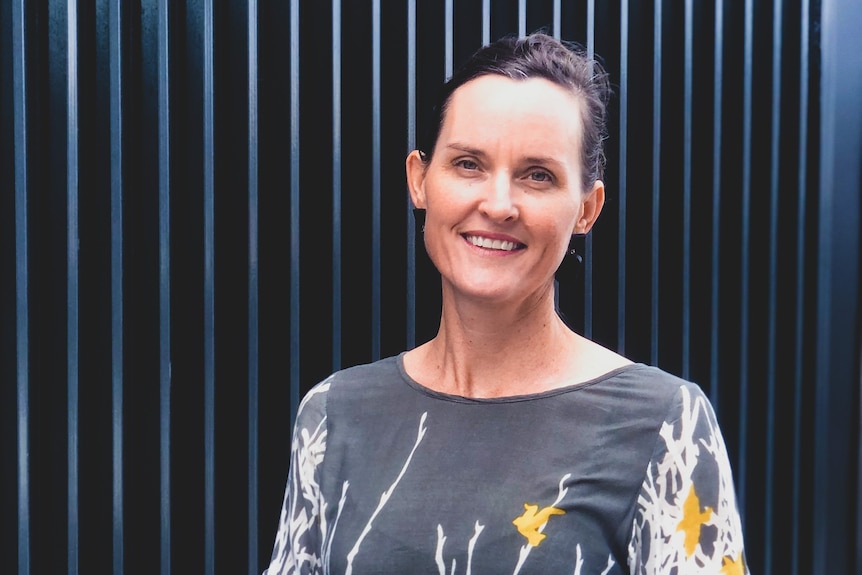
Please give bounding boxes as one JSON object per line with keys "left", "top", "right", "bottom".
{"left": 264, "top": 355, "right": 748, "bottom": 575}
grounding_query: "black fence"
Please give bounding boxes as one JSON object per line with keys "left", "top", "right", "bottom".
{"left": 1, "top": 0, "right": 860, "bottom": 574}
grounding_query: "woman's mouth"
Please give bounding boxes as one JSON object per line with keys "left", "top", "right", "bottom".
{"left": 463, "top": 234, "right": 525, "bottom": 252}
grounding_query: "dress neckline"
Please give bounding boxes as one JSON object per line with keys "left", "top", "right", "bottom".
{"left": 394, "top": 352, "right": 648, "bottom": 404}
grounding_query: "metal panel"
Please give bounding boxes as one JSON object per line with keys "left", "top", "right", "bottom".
{"left": 13, "top": 0, "right": 31, "bottom": 572}
{"left": 791, "top": 1, "right": 810, "bottom": 572}
{"left": 66, "top": 2, "right": 80, "bottom": 573}
{"left": 202, "top": 1, "right": 215, "bottom": 573}
{"left": 157, "top": 1, "right": 172, "bottom": 573}
{"left": 814, "top": 0, "right": 862, "bottom": 571}
{"left": 247, "top": 0, "right": 260, "bottom": 572}
{"left": 289, "top": 0, "right": 301, "bottom": 429}
{"left": 710, "top": 0, "right": 724, "bottom": 411}
{"left": 332, "top": 0, "right": 342, "bottom": 368}
{"left": 406, "top": 0, "right": 416, "bottom": 350}
{"left": 682, "top": 0, "right": 692, "bottom": 380}
{"left": 1, "top": 2, "right": 859, "bottom": 574}
{"left": 738, "top": 0, "right": 754, "bottom": 519}
{"left": 108, "top": 1, "right": 125, "bottom": 573}
{"left": 651, "top": 0, "right": 661, "bottom": 366}
{"left": 764, "top": 0, "right": 783, "bottom": 570}
{"left": 371, "top": 0, "right": 381, "bottom": 361}
{"left": 617, "top": 0, "right": 628, "bottom": 355}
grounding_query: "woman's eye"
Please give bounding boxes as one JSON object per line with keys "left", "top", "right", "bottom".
{"left": 529, "top": 170, "right": 553, "bottom": 183}
{"left": 455, "top": 159, "right": 479, "bottom": 170}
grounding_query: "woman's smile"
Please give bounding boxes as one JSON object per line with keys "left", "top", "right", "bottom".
{"left": 462, "top": 232, "right": 526, "bottom": 253}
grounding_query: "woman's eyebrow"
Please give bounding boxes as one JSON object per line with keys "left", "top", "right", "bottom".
{"left": 445, "top": 143, "right": 486, "bottom": 157}
{"left": 523, "top": 155, "right": 560, "bottom": 165}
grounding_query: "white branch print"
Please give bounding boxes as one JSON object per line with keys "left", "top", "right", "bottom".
{"left": 572, "top": 543, "right": 584, "bottom": 575}
{"left": 322, "top": 480, "right": 349, "bottom": 575}
{"left": 599, "top": 554, "right": 615, "bottom": 575}
{"left": 344, "top": 411, "right": 429, "bottom": 575}
{"left": 466, "top": 521, "right": 485, "bottom": 575}
{"left": 435, "top": 524, "right": 448, "bottom": 575}
{"left": 435, "top": 520, "right": 485, "bottom": 575}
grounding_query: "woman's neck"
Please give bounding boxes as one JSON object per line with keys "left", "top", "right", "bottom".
{"left": 407, "top": 285, "right": 584, "bottom": 398}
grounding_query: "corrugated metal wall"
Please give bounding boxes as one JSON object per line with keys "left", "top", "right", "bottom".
{"left": 1, "top": 0, "right": 860, "bottom": 574}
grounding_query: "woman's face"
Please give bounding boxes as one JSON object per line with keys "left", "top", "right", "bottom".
{"left": 407, "top": 74, "right": 604, "bottom": 308}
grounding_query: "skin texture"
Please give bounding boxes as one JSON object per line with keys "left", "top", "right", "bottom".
{"left": 405, "top": 75, "right": 630, "bottom": 398}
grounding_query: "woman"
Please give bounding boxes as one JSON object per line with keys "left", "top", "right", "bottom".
{"left": 265, "top": 33, "right": 747, "bottom": 574}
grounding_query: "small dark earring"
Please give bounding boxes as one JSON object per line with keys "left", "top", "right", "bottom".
{"left": 413, "top": 208, "right": 426, "bottom": 233}
{"left": 567, "top": 234, "right": 585, "bottom": 264}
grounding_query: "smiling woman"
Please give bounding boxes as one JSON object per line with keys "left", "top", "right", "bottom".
{"left": 263, "top": 33, "right": 749, "bottom": 575}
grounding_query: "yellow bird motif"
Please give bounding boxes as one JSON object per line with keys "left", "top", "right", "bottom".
{"left": 720, "top": 553, "right": 745, "bottom": 575}
{"left": 676, "top": 485, "right": 713, "bottom": 557}
{"left": 512, "top": 503, "right": 566, "bottom": 546}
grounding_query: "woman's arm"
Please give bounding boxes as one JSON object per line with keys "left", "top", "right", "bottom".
{"left": 628, "top": 384, "right": 748, "bottom": 575}
{"left": 263, "top": 378, "right": 332, "bottom": 575}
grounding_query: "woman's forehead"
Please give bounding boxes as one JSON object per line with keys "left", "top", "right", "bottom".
{"left": 440, "top": 75, "right": 584, "bottom": 156}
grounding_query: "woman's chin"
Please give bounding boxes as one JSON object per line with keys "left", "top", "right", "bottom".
{"left": 444, "top": 277, "right": 551, "bottom": 308}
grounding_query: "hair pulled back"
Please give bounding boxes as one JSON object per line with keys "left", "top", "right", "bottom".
{"left": 419, "top": 33, "right": 611, "bottom": 192}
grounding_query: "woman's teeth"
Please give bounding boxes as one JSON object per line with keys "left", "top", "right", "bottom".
{"left": 466, "top": 235, "right": 518, "bottom": 251}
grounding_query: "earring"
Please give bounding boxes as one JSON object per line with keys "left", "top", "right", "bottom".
{"left": 413, "top": 208, "right": 426, "bottom": 233}
{"left": 555, "top": 234, "right": 585, "bottom": 285}
{"left": 567, "top": 234, "right": 585, "bottom": 264}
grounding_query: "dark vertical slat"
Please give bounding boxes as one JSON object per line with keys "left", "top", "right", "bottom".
{"left": 482, "top": 0, "right": 490, "bottom": 46}
{"left": 584, "top": 0, "right": 595, "bottom": 340}
{"left": 738, "top": 0, "right": 754, "bottom": 517}
{"left": 157, "top": 0, "right": 172, "bottom": 572}
{"left": 332, "top": 0, "right": 342, "bottom": 369}
{"left": 552, "top": 0, "right": 561, "bottom": 39}
{"left": 445, "top": 0, "right": 453, "bottom": 79}
{"left": 289, "top": 0, "right": 300, "bottom": 427}
{"left": 406, "top": 0, "right": 416, "bottom": 350}
{"left": 617, "top": 0, "right": 628, "bottom": 354}
{"left": 67, "top": 1, "right": 80, "bottom": 572}
{"left": 247, "top": 0, "right": 259, "bottom": 572}
{"left": 13, "top": 0, "right": 30, "bottom": 573}
{"left": 651, "top": 0, "right": 661, "bottom": 366}
{"left": 518, "top": 0, "right": 526, "bottom": 37}
{"left": 109, "top": 0, "right": 124, "bottom": 573}
{"left": 791, "top": 1, "right": 809, "bottom": 573}
{"left": 710, "top": 0, "right": 723, "bottom": 411}
{"left": 202, "top": 0, "right": 215, "bottom": 572}
{"left": 371, "top": 0, "right": 381, "bottom": 361}
{"left": 764, "top": 0, "right": 783, "bottom": 571}
{"left": 682, "top": 0, "right": 692, "bottom": 380}
{"left": 814, "top": 2, "right": 862, "bottom": 571}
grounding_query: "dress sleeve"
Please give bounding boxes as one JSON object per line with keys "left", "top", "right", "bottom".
{"left": 627, "top": 384, "right": 749, "bottom": 574}
{"left": 263, "top": 377, "right": 332, "bottom": 575}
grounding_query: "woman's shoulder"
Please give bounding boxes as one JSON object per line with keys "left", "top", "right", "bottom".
{"left": 575, "top": 336, "right": 697, "bottom": 397}
{"left": 301, "top": 354, "right": 407, "bottom": 406}
{"left": 578, "top": 346, "right": 711, "bottom": 427}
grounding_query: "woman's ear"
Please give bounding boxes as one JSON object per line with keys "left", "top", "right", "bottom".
{"left": 406, "top": 150, "right": 428, "bottom": 209}
{"left": 573, "top": 180, "right": 605, "bottom": 234}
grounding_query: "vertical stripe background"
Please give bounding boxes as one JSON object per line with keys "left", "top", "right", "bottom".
{"left": 0, "top": 1, "right": 858, "bottom": 574}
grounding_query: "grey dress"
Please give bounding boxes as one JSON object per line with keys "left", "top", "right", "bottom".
{"left": 264, "top": 354, "right": 748, "bottom": 575}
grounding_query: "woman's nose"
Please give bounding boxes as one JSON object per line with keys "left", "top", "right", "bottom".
{"left": 478, "top": 173, "right": 518, "bottom": 222}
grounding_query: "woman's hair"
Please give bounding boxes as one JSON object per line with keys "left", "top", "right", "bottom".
{"left": 419, "top": 33, "right": 611, "bottom": 192}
